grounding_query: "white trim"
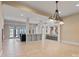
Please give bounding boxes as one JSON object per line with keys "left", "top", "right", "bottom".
{"left": 62, "top": 40, "right": 79, "bottom": 46}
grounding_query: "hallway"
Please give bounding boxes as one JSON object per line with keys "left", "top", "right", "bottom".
{"left": 1, "top": 39, "right": 79, "bottom": 57}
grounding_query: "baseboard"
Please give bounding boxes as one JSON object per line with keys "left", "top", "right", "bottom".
{"left": 62, "top": 40, "right": 79, "bottom": 46}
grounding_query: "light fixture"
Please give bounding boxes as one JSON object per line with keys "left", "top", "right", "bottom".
{"left": 21, "top": 14, "right": 23, "bottom": 16}
{"left": 59, "top": 11, "right": 61, "bottom": 14}
{"left": 49, "top": 1, "right": 64, "bottom": 25}
{"left": 49, "top": 14, "right": 53, "bottom": 21}
{"left": 59, "top": 21, "right": 64, "bottom": 24}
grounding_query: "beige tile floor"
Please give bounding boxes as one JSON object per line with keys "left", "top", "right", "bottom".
{"left": 1, "top": 39, "right": 79, "bottom": 57}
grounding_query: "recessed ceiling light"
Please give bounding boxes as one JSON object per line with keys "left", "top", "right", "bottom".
{"left": 21, "top": 14, "right": 23, "bottom": 16}
{"left": 75, "top": 4, "right": 79, "bottom": 6}
{"left": 59, "top": 11, "right": 61, "bottom": 14}
{"left": 49, "top": 19, "right": 54, "bottom": 22}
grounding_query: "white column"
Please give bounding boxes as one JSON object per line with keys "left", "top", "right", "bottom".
{"left": 26, "top": 19, "right": 29, "bottom": 43}
{"left": 0, "top": 2, "right": 4, "bottom": 56}
{"left": 58, "top": 24, "right": 61, "bottom": 43}
{"left": 42, "top": 23, "right": 46, "bottom": 47}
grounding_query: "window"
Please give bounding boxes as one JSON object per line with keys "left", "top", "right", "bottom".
{"left": 9, "top": 26, "right": 26, "bottom": 38}
{"left": 16, "top": 28, "right": 19, "bottom": 37}
{"left": 9, "top": 27, "right": 14, "bottom": 38}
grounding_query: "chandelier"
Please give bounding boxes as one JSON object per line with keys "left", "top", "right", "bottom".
{"left": 49, "top": 1, "right": 64, "bottom": 25}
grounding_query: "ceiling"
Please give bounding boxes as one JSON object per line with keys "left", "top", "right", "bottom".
{"left": 18, "top": 1, "right": 79, "bottom": 17}
{"left": 3, "top": 4, "right": 48, "bottom": 23}
{"left": 3, "top": 1, "right": 79, "bottom": 23}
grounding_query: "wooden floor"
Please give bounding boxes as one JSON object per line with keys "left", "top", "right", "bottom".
{"left": 1, "top": 39, "right": 79, "bottom": 57}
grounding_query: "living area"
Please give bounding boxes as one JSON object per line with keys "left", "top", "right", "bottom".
{"left": 0, "top": 1, "right": 79, "bottom": 57}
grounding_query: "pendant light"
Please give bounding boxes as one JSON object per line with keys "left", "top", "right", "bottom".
{"left": 49, "top": 1, "right": 64, "bottom": 25}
